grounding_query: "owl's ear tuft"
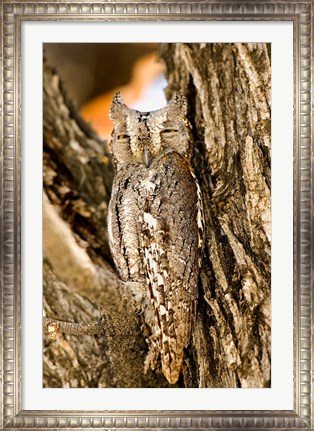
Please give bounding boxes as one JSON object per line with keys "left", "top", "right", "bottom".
{"left": 168, "top": 92, "right": 188, "bottom": 116}
{"left": 110, "top": 92, "right": 128, "bottom": 121}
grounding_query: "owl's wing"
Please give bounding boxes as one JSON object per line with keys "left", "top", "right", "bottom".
{"left": 141, "top": 151, "right": 204, "bottom": 384}
{"left": 108, "top": 164, "right": 148, "bottom": 283}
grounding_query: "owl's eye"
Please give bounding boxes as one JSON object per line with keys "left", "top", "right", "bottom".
{"left": 117, "top": 134, "right": 129, "bottom": 140}
{"left": 162, "top": 128, "right": 178, "bottom": 134}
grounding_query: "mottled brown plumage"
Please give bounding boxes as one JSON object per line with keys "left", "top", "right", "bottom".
{"left": 108, "top": 92, "right": 204, "bottom": 384}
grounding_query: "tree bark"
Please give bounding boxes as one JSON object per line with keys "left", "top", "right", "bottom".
{"left": 162, "top": 43, "right": 271, "bottom": 388}
{"left": 43, "top": 43, "right": 271, "bottom": 388}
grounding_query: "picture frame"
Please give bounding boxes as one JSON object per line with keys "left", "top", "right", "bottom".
{"left": 1, "top": 1, "right": 312, "bottom": 429}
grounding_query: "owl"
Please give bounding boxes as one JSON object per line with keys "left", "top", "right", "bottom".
{"left": 107, "top": 92, "right": 204, "bottom": 385}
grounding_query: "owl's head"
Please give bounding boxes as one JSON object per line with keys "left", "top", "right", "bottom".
{"left": 109, "top": 92, "right": 193, "bottom": 168}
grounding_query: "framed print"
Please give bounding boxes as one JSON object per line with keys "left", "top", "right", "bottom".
{"left": 0, "top": 0, "right": 313, "bottom": 429}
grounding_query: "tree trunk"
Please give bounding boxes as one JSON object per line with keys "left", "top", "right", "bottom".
{"left": 43, "top": 43, "right": 271, "bottom": 388}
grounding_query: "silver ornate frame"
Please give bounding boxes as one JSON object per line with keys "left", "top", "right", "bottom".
{"left": 1, "top": 1, "right": 313, "bottom": 429}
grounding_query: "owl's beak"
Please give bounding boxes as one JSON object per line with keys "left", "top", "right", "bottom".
{"left": 143, "top": 148, "right": 151, "bottom": 167}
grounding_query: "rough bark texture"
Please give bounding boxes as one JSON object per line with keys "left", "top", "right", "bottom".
{"left": 43, "top": 43, "right": 271, "bottom": 388}
{"left": 162, "top": 43, "right": 271, "bottom": 388}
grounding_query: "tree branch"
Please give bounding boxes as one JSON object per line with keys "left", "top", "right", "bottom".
{"left": 44, "top": 317, "right": 104, "bottom": 336}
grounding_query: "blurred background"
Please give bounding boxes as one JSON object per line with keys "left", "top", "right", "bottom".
{"left": 44, "top": 43, "right": 167, "bottom": 140}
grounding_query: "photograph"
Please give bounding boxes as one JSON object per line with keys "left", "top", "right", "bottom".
{"left": 43, "top": 42, "right": 271, "bottom": 389}
{"left": 1, "top": 1, "right": 313, "bottom": 429}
